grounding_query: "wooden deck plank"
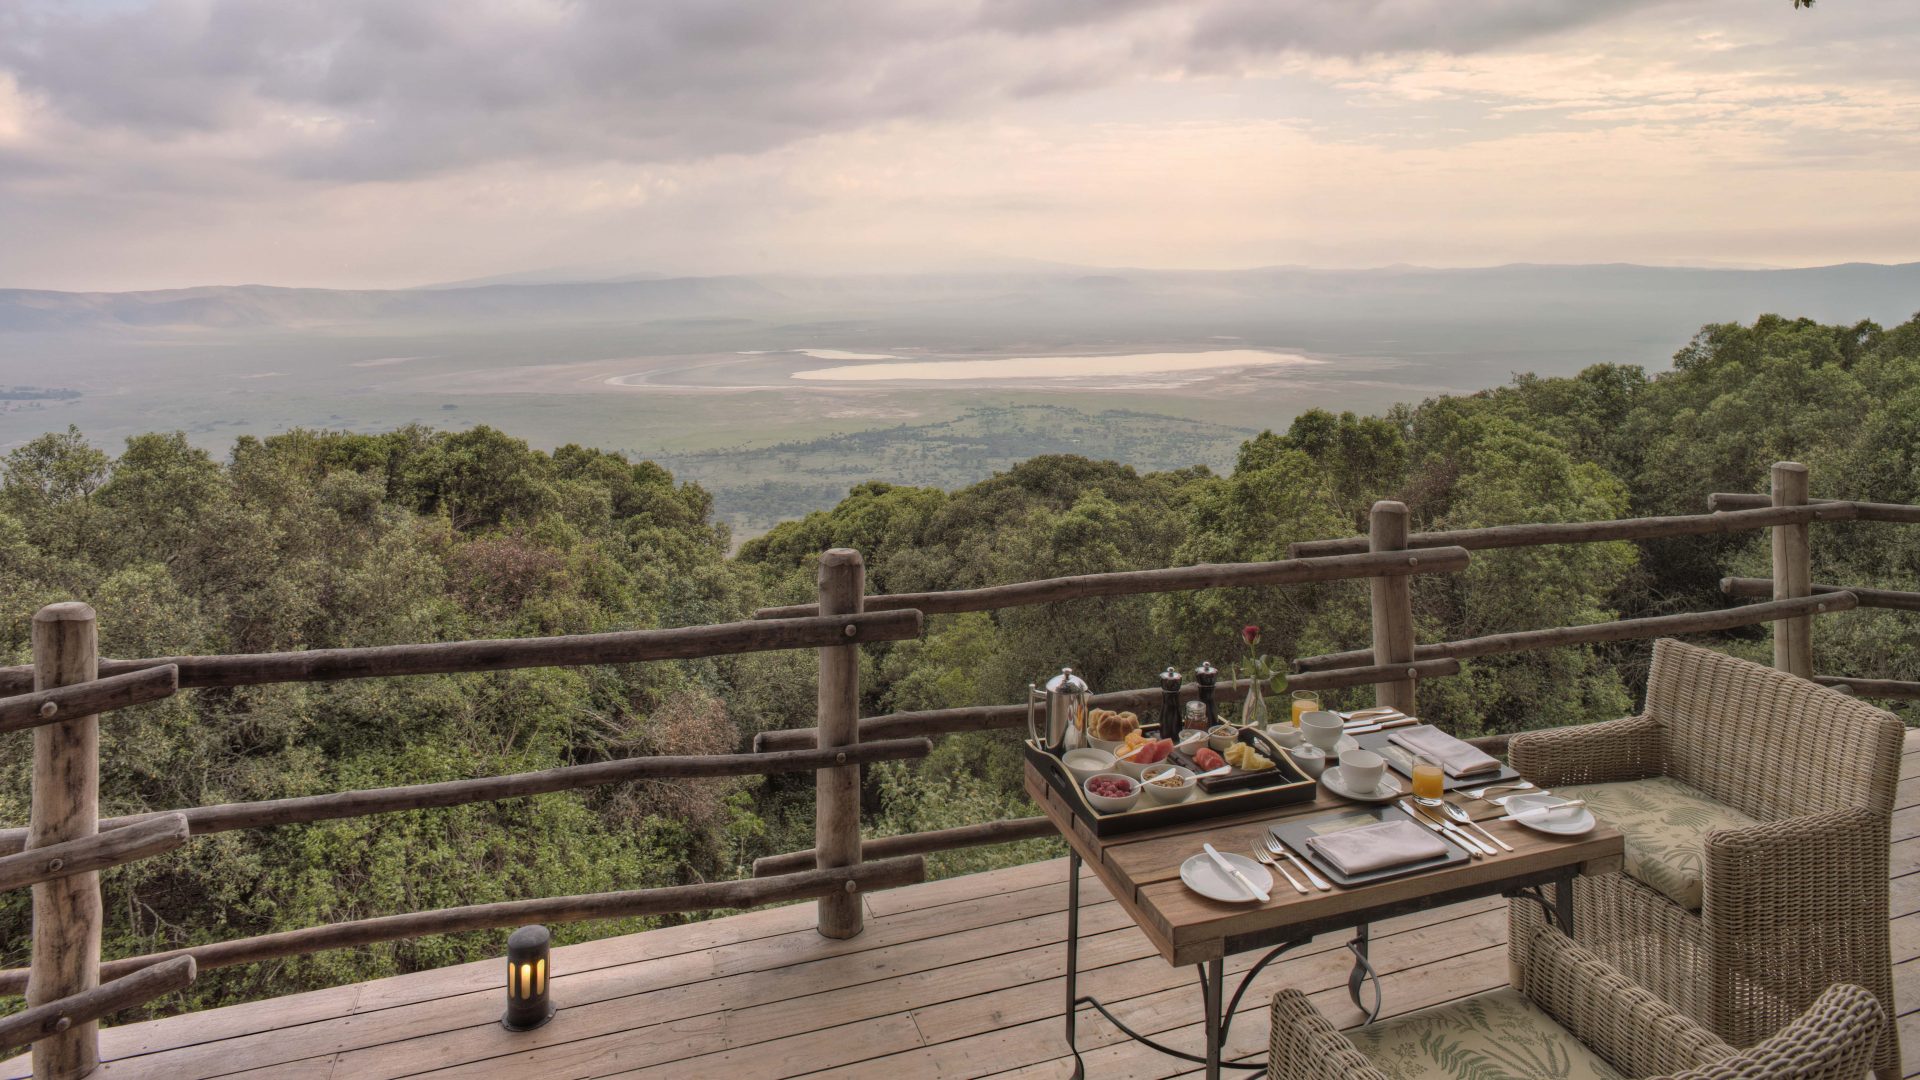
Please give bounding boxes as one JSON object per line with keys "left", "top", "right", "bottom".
{"left": 82, "top": 871, "right": 1119, "bottom": 1079}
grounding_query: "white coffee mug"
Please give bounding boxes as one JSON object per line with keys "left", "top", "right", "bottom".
{"left": 1301, "top": 711, "right": 1344, "bottom": 752}
{"left": 1338, "top": 748, "right": 1386, "bottom": 793}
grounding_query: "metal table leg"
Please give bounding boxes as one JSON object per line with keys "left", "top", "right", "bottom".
{"left": 1061, "top": 851, "right": 1271, "bottom": 1074}
{"left": 1555, "top": 869, "right": 1576, "bottom": 936}
{"left": 1347, "top": 922, "right": 1383, "bottom": 1024}
{"left": 1064, "top": 850, "right": 1084, "bottom": 1080}
{"left": 1203, "top": 958, "right": 1224, "bottom": 1080}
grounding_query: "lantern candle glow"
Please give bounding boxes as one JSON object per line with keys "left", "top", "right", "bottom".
{"left": 501, "top": 924, "right": 555, "bottom": 1031}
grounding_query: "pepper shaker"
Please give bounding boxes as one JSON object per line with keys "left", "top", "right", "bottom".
{"left": 1158, "top": 666, "right": 1183, "bottom": 734}
{"left": 1194, "top": 661, "right": 1218, "bottom": 725}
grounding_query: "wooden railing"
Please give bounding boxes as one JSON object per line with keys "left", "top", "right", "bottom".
{"left": 1, "top": 459, "right": 1915, "bottom": 1074}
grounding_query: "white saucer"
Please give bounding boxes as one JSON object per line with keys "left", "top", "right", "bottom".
{"left": 1179, "top": 851, "right": 1273, "bottom": 903}
{"left": 1319, "top": 769, "right": 1405, "bottom": 804}
{"left": 1504, "top": 794, "right": 1596, "bottom": 836}
{"left": 1300, "top": 734, "right": 1359, "bottom": 756}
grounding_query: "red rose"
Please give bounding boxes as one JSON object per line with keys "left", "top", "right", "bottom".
{"left": 1242, "top": 624, "right": 1261, "bottom": 646}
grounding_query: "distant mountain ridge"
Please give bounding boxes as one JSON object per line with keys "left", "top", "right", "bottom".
{"left": 4, "top": 262, "right": 1917, "bottom": 335}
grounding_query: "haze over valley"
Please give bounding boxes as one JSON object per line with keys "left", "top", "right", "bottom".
{"left": 4, "top": 259, "right": 1917, "bottom": 537}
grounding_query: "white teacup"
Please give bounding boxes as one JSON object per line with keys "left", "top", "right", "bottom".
{"left": 1338, "top": 748, "right": 1386, "bottom": 793}
{"left": 1301, "top": 711, "right": 1345, "bottom": 752}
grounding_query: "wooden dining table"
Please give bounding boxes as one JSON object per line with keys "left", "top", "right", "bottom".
{"left": 1025, "top": 759, "right": 1625, "bottom": 1079}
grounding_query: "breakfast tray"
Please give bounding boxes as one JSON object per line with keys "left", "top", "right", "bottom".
{"left": 1025, "top": 726, "right": 1316, "bottom": 837}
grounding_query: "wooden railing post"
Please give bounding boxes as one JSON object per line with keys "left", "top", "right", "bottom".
{"left": 1771, "top": 462, "right": 1813, "bottom": 678}
{"left": 814, "top": 549, "right": 865, "bottom": 939}
{"left": 28, "top": 602, "right": 102, "bottom": 1079}
{"left": 1369, "top": 501, "right": 1418, "bottom": 713}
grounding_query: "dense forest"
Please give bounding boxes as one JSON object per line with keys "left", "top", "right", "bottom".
{"left": 2, "top": 312, "right": 1918, "bottom": 1017}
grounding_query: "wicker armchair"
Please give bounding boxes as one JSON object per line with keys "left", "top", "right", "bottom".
{"left": 1507, "top": 638, "right": 1905, "bottom": 1076}
{"left": 1268, "top": 924, "right": 1885, "bottom": 1080}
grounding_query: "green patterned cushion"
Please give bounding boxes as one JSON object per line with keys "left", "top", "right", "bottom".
{"left": 1556, "top": 775, "right": 1758, "bottom": 911}
{"left": 1345, "top": 987, "right": 1624, "bottom": 1080}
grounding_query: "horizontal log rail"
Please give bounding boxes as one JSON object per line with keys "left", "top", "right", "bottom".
{"left": 0, "top": 611, "right": 926, "bottom": 696}
{"left": 0, "top": 739, "right": 934, "bottom": 857}
{"left": 1814, "top": 676, "right": 1920, "bottom": 699}
{"left": 0, "top": 665, "right": 178, "bottom": 734}
{"left": 753, "top": 660, "right": 1462, "bottom": 754}
{"left": 0, "top": 857, "right": 926, "bottom": 996}
{"left": 1708, "top": 493, "right": 1920, "bottom": 522}
{"left": 1286, "top": 503, "right": 1860, "bottom": 560}
{"left": 0, "top": 956, "right": 195, "bottom": 1056}
{"left": 1719, "top": 576, "right": 1920, "bottom": 612}
{"left": 752, "top": 546, "right": 1472, "bottom": 620}
{"left": 1294, "top": 657, "right": 1462, "bottom": 692}
{"left": 752, "top": 817, "right": 1054, "bottom": 877}
{"left": 0, "top": 814, "right": 189, "bottom": 893}
{"left": 1294, "top": 593, "right": 1858, "bottom": 672}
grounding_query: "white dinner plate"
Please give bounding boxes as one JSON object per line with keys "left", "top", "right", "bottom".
{"left": 1179, "top": 851, "right": 1274, "bottom": 903}
{"left": 1319, "top": 768, "right": 1406, "bottom": 804}
{"left": 1504, "top": 793, "right": 1597, "bottom": 836}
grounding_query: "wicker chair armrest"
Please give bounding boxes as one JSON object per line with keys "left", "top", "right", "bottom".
{"left": 1507, "top": 713, "right": 1664, "bottom": 787}
{"left": 1516, "top": 923, "right": 1734, "bottom": 1076}
{"left": 1702, "top": 804, "right": 1888, "bottom": 897}
{"left": 1267, "top": 989, "right": 1391, "bottom": 1080}
{"left": 1672, "top": 984, "right": 1885, "bottom": 1080}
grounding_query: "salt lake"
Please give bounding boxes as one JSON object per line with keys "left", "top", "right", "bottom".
{"left": 790, "top": 349, "right": 1320, "bottom": 382}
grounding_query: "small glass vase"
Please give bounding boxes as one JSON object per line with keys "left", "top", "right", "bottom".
{"left": 1241, "top": 681, "right": 1269, "bottom": 729}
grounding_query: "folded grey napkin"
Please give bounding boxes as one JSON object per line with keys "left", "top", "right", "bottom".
{"left": 1304, "top": 819, "right": 1447, "bottom": 875}
{"left": 1389, "top": 724, "right": 1502, "bottom": 778}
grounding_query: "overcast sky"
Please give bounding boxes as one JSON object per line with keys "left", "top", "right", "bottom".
{"left": 2, "top": 0, "right": 1916, "bottom": 291}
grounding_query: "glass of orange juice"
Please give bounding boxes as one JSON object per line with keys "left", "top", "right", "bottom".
{"left": 1289, "top": 691, "right": 1319, "bottom": 727}
{"left": 1411, "top": 754, "right": 1446, "bottom": 805}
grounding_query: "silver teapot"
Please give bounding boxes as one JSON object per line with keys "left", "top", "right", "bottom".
{"left": 1028, "top": 667, "right": 1091, "bottom": 755}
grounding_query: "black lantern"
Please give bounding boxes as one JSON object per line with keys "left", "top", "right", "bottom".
{"left": 501, "top": 924, "right": 554, "bottom": 1031}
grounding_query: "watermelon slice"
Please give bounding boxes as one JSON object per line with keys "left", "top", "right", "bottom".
{"left": 1136, "top": 738, "right": 1172, "bottom": 765}
{"left": 1191, "top": 747, "right": 1225, "bottom": 772}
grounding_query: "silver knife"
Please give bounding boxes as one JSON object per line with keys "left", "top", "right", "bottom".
{"left": 1397, "top": 799, "right": 1483, "bottom": 859}
{"left": 1344, "top": 717, "right": 1420, "bottom": 736}
{"left": 1203, "top": 842, "right": 1270, "bottom": 902}
{"left": 1407, "top": 800, "right": 1496, "bottom": 856}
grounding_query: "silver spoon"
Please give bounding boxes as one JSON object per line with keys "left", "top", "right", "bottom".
{"left": 1441, "top": 801, "right": 1513, "bottom": 852}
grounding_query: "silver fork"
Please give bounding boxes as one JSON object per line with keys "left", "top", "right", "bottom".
{"left": 1265, "top": 835, "right": 1333, "bottom": 891}
{"left": 1254, "top": 847, "right": 1308, "bottom": 894}
{"left": 1463, "top": 779, "right": 1535, "bottom": 799}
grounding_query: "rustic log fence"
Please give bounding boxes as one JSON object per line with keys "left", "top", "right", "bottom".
{"left": 4, "top": 458, "right": 1915, "bottom": 1074}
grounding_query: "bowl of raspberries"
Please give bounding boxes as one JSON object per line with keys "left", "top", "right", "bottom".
{"left": 1083, "top": 772, "right": 1141, "bottom": 812}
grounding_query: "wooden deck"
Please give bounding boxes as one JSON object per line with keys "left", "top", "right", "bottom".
{"left": 6, "top": 728, "right": 1919, "bottom": 1078}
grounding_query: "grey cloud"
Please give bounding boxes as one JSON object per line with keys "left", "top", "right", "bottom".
{"left": 1, "top": 0, "right": 1658, "bottom": 182}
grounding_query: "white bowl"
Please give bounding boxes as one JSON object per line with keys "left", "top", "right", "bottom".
{"left": 1207, "top": 725, "right": 1241, "bottom": 754}
{"left": 1139, "top": 764, "right": 1196, "bottom": 804}
{"left": 1062, "top": 748, "right": 1116, "bottom": 786}
{"left": 1087, "top": 734, "right": 1125, "bottom": 754}
{"left": 1082, "top": 772, "right": 1141, "bottom": 813}
{"left": 1113, "top": 748, "right": 1151, "bottom": 780}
